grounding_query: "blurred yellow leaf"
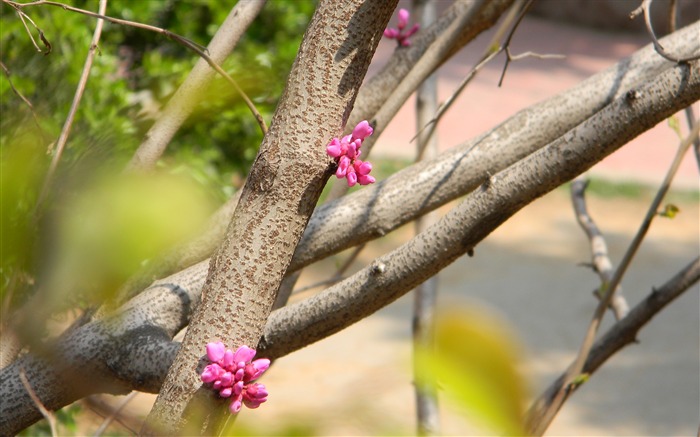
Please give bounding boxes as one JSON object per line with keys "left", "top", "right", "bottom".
{"left": 658, "top": 203, "right": 679, "bottom": 219}
{"left": 415, "top": 305, "right": 528, "bottom": 436}
{"left": 667, "top": 115, "right": 681, "bottom": 139}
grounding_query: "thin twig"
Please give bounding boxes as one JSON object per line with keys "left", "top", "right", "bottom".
{"left": 571, "top": 177, "right": 630, "bottom": 320}
{"left": 497, "top": 0, "right": 565, "bottom": 87}
{"left": 412, "top": 0, "right": 563, "bottom": 155}
{"left": 33, "top": 0, "right": 108, "bottom": 213}
{"left": 92, "top": 392, "right": 138, "bottom": 437}
{"left": 5, "top": 0, "right": 267, "bottom": 136}
{"left": 292, "top": 244, "right": 365, "bottom": 294}
{"left": 527, "top": 256, "right": 700, "bottom": 433}
{"left": 529, "top": 119, "right": 700, "bottom": 435}
{"left": 0, "top": 60, "right": 46, "bottom": 136}
{"left": 19, "top": 367, "right": 57, "bottom": 437}
{"left": 6, "top": 1, "right": 51, "bottom": 54}
{"left": 630, "top": 0, "right": 700, "bottom": 63}
{"left": 684, "top": 107, "right": 700, "bottom": 170}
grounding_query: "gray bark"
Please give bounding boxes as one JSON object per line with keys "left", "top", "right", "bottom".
{"left": 142, "top": 0, "right": 397, "bottom": 434}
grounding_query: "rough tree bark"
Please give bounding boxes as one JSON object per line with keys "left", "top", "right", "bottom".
{"left": 141, "top": 0, "right": 397, "bottom": 434}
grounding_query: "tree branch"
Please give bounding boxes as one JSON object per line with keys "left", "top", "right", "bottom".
{"left": 142, "top": 1, "right": 398, "bottom": 433}
{"left": 526, "top": 256, "right": 700, "bottom": 431}
{"left": 259, "top": 59, "right": 700, "bottom": 360}
{"left": 571, "top": 177, "right": 630, "bottom": 320}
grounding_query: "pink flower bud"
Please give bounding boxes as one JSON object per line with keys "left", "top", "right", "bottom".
{"left": 201, "top": 364, "right": 222, "bottom": 383}
{"left": 232, "top": 345, "right": 256, "bottom": 364}
{"left": 398, "top": 9, "right": 409, "bottom": 30}
{"left": 230, "top": 398, "right": 243, "bottom": 414}
{"left": 354, "top": 160, "right": 372, "bottom": 176}
{"left": 384, "top": 28, "right": 399, "bottom": 38}
{"left": 220, "top": 371, "right": 234, "bottom": 387}
{"left": 220, "top": 387, "right": 233, "bottom": 398}
{"left": 336, "top": 156, "right": 350, "bottom": 178}
{"left": 346, "top": 168, "right": 357, "bottom": 187}
{"left": 222, "top": 350, "right": 234, "bottom": 368}
{"left": 346, "top": 141, "right": 358, "bottom": 159}
{"left": 326, "top": 138, "right": 342, "bottom": 158}
{"left": 244, "top": 358, "right": 271, "bottom": 381}
{"left": 206, "top": 342, "right": 225, "bottom": 363}
{"left": 234, "top": 380, "right": 244, "bottom": 396}
{"left": 358, "top": 174, "right": 376, "bottom": 185}
{"left": 352, "top": 120, "right": 374, "bottom": 141}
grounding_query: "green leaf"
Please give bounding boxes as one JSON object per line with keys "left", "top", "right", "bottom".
{"left": 667, "top": 115, "right": 682, "bottom": 139}
{"left": 415, "top": 305, "right": 528, "bottom": 436}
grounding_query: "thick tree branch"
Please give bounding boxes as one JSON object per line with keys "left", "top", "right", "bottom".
{"left": 142, "top": 1, "right": 398, "bottom": 433}
{"left": 259, "top": 60, "right": 700, "bottom": 359}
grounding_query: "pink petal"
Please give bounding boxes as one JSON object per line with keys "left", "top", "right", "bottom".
{"left": 233, "top": 380, "right": 245, "bottom": 396}
{"left": 206, "top": 342, "right": 225, "bottom": 363}
{"left": 220, "top": 371, "right": 233, "bottom": 387}
{"left": 219, "top": 387, "right": 233, "bottom": 398}
{"left": 232, "top": 345, "right": 256, "bottom": 363}
{"left": 326, "top": 142, "right": 342, "bottom": 158}
{"left": 244, "top": 358, "right": 271, "bottom": 381}
{"left": 222, "top": 350, "right": 235, "bottom": 368}
{"left": 346, "top": 170, "right": 357, "bottom": 187}
{"left": 398, "top": 9, "right": 409, "bottom": 30}
{"left": 352, "top": 120, "right": 373, "bottom": 141}
{"left": 358, "top": 174, "right": 376, "bottom": 185}
{"left": 229, "top": 397, "right": 243, "bottom": 414}
{"left": 346, "top": 141, "right": 357, "bottom": 159}
{"left": 336, "top": 156, "right": 350, "bottom": 178}
{"left": 384, "top": 28, "right": 399, "bottom": 38}
{"left": 354, "top": 160, "right": 372, "bottom": 176}
{"left": 235, "top": 368, "right": 245, "bottom": 381}
{"left": 200, "top": 364, "right": 222, "bottom": 383}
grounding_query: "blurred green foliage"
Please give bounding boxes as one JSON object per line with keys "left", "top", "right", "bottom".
{"left": 415, "top": 304, "right": 529, "bottom": 435}
{"left": 18, "top": 403, "right": 81, "bottom": 436}
{"left": 1, "top": 1, "right": 316, "bottom": 310}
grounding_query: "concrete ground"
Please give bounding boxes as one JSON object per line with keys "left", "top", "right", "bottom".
{"left": 98, "top": 13, "right": 699, "bottom": 437}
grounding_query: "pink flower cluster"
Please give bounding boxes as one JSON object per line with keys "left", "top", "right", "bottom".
{"left": 326, "top": 120, "right": 376, "bottom": 187}
{"left": 200, "top": 342, "right": 270, "bottom": 414}
{"left": 384, "top": 8, "right": 419, "bottom": 47}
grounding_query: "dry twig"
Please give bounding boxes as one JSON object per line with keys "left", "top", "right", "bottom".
{"left": 527, "top": 256, "right": 700, "bottom": 432}
{"left": 19, "top": 367, "right": 57, "bottom": 436}
{"left": 571, "top": 177, "right": 630, "bottom": 320}
{"left": 630, "top": 0, "right": 700, "bottom": 63}
{"left": 529, "top": 119, "right": 700, "bottom": 435}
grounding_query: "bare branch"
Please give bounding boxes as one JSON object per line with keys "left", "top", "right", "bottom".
{"left": 260, "top": 59, "right": 700, "bottom": 361}
{"left": 34, "top": 0, "right": 108, "bottom": 213}
{"left": 92, "top": 392, "right": 138, "bottom": 437}
{"left": 527, "top": 257, "right": 700, "bottom": 431}
{"left": 630, "top": 0, "right": 700, "bottom": 63}
{"left": 571, "top": 177, "right": 630, "bottom": 320}
{"left": 530, "top": 118, "right": 700, "bottom": 436}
